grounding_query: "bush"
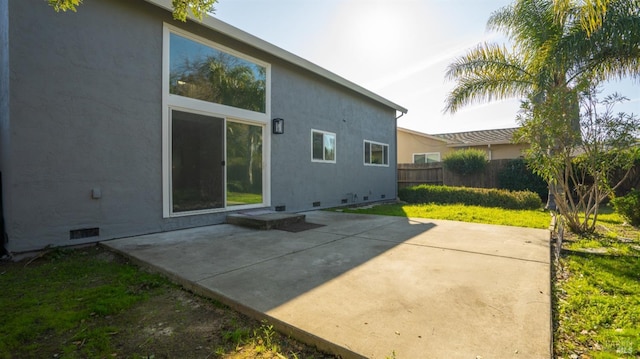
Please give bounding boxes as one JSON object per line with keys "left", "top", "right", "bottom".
{"left": 611, "top": 189, "right": 640, "bottom": 226}
{"left": 398, "top": 184, "right": 543, "bottom": 210}
{"left": 498, "top": 158, "right": 548, "bottom": 201}
{"left": 442, "top": 149, "right": 488, "bottom": 175}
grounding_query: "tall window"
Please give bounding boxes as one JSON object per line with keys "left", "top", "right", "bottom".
{"left": 312, "top": 130, "right": 336, "bottom": 163}
{"left": 163, "top": 26, "right": 270, "bottom": 217}
{"left": 413, "top": 153, "right": 440, "bottom": 163}
{"left": 364, "top": 140, "right": 389, "bottom": 166}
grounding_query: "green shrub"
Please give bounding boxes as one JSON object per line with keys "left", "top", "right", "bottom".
{"left": 498, "top": 158, "right": 548, "bottom": 201}
{"left": 442, "top": 149, "right": 488, "bottom": 175}
{"left": 611, "top": 189, "right": 640, "bottom": 226}
{"left": 398, "top": 184, "right": 543, "bottom": 210}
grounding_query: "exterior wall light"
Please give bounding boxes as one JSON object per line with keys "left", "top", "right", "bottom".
{"left": 272, "top": 118, "right": 284, "bottom": 134}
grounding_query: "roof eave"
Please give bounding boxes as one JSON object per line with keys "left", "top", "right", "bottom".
{"left": 397, "top": 127, "right": 453, "bottom": 144}
{"left": 446, "top": 140, "right": 518, "bottom": 147}
{"left": 144, "top": 0, "right": 408, "bottom": 114}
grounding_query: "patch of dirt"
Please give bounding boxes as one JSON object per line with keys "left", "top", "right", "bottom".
{"left": 1, "top": 246, "right": 338, "bottom": 359}
{"left": 106, "top": 287, "right": 337, "bottom": 358}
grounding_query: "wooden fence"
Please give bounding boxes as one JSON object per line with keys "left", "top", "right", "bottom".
{"left": 399, "top": 160, "right": 640, "bottom": 192}
{"left": 397, "top": 163, "right": 443, "bottom": 189}
{"left": 398, "top": 159, "right": 512, "bottom": 190}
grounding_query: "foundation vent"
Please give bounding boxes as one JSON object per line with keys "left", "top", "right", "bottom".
{"left": 70, "top": 227, "right": 100, "bottom": 240}
{"left": 312, "top": 201, "right": 321, "bottom": 207}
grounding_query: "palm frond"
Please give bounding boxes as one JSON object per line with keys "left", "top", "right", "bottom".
{"left": 445, "top": 43, "right": 534, "bottom": 113}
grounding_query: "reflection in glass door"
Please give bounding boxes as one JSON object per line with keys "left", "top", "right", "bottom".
{"left": 226, "top": 122, "right": 263, "bottom": 206}
{"left": 171, "top": 110, "right": 225, "bottom": 213}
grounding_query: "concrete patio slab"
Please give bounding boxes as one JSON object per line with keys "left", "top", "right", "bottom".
{"left": 103, "top": 211, "right": 551, "bottom": 359}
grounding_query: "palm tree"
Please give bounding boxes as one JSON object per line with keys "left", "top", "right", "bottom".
{"left": 444, "top": 0, "right": 639, "bottom": 233}
{"left": 445, "top": 0, "right": 639, "bottom": 115}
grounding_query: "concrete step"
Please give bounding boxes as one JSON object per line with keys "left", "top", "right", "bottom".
{"left": 226, "top": 211, "right": 306, "bottom": 230}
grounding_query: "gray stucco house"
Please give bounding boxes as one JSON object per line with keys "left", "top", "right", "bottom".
{"left": 0, "top": 0, "right": 407, "bottom": 253}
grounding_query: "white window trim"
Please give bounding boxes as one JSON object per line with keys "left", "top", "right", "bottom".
{"left": 162, "top": 24, "right": 271, "bottom": 218}
{"left": 363, "top": 140, "right": 389, "bottom": 167}
{"left": 413, "top": 152, "right": 441, "bottom": 163}
{"left": 311, "top": 129, "right": 337, "bottom": 163}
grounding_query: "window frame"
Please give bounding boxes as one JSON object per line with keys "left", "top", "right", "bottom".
{"left": 163, "top": 25, "right": 271, "bottom": 123}
{"left": 363, "top": 140, "right": 389, "bottom": 167}
{"left": 413, "top": 152, "right": 441, "bottom": 164}
{"left": 311, "top": 129, "right": 337, "bottom": 163}
{"left": 162, "top": 24, "right": 272, "bottom": 218}
{"left": 168, "top": 32, "right": 267, "bottom": 114}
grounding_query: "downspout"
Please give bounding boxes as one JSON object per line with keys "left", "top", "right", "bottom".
{"left": 394, "top": 111, "right": 406, "bottom": 201}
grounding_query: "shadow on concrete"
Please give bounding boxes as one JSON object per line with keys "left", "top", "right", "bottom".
{"left": 105, "top": 211, "right": 435, "bottom": 313}
{"left": 103, "top": 210, "right": 551, "bottom": 359}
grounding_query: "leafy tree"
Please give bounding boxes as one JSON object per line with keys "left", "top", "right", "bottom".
{"left": 46, "top": 0, "right": 217, "bottom": 21}
{"left": 445, "top": 0, "right": 640, "bottom": 234}
{"left": 518, "top": 87, "right": 640, "bottom": 233}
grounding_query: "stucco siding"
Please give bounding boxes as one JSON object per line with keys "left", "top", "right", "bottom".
{"left": 462, "top": 144, "right": 526, "bottom": 160}
{"left": 4, "top": 0, "right": 399, "bottom": 252}
{"left": 397, "top": 130, "right": 450, "bottom": 163}
{"left": 6, "top": 0, "right": 266, "bottom": 252}
{"left": 488, "top": 143, "right": 526, "bottom": 160}
{"left": 0, "top": 0, "right": 9, "bottom": 251}
{"left": 6, "top": 0, "right": 169, "bottom": 251}
{"left": 271, "top": 65, "right": 397, "bottom": 211}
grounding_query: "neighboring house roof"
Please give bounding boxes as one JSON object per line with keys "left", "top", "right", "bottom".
{"left": 433, "top": 127, "right": 520, "bottom": 147}
{"left": 398, "top": 127, "right": 522, "bottom": 147}
{"left": 397, "top": 127, "right": 453, "bottom": 144}
{"left": 145, "top": 0, "right": 408, "bottom": 115}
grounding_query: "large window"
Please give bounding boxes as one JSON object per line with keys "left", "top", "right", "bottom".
{"left": 163, "top": 25, "right": 270, "bottom": 217}
{"left": 364, "top": 140, "right": 389, "bottom": 166}
{"left": 413, "top": 152, "right": 440, "bottom": 163}
{"left": 312, "top": 130, "right": 336, "bottom": 163}
{"left": 169, "top": 32, "right": 267, "bottom": 113}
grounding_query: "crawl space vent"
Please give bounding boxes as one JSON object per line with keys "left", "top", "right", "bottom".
{"left": 70, "top": 228, "right": 100, "bottom": 240}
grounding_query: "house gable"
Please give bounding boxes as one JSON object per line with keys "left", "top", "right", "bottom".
{"left": 1, "top": 0, "right": 405, "bottom": 252}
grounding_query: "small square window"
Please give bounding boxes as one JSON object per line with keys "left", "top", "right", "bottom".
{"left": 312, "top": 130, "right": 336, "bottom": 163}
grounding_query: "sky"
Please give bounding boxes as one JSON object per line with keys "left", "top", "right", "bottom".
{"left": 214, "top": 0, "right": 639, "bottom": 135}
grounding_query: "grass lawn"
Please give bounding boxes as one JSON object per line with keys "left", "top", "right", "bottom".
{"left": 555, "top": 209, "right": 640, "bottom": 359}
{"left": 0, "top": 247, "right": 335, "bottom": 359}
{"left": 226, "top": 191, "right": 263, "bottom": 206}
{"left": 2, "top": 201, "right": 637, "bottom": 358}
{"left": 339, "top": 202, "right": 551, "bottom": 229}
{"left": 342, "top": 202, "right": 640, "bottom": 358}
